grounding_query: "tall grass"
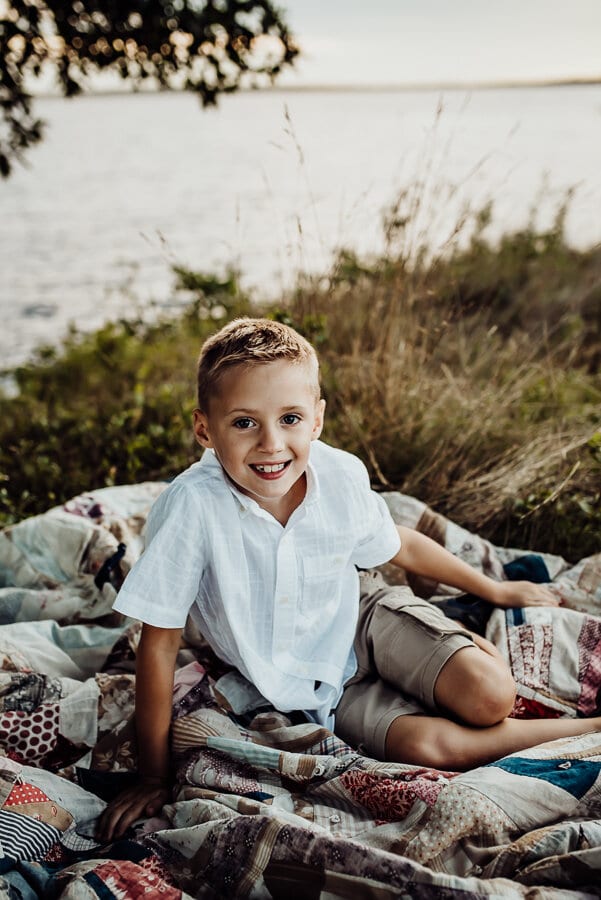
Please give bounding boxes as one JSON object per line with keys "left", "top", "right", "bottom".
{"left": 1, "top": 202, "right": 600, "bottom": 560}
{"left": 288, "top": 199, "right": 601, "bottom": 558}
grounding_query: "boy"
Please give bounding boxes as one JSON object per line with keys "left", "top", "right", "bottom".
{"left": 99, "top": 318, "right": 601, "bottom": 840}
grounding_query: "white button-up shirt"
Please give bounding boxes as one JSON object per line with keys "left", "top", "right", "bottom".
{"left": 113, "top": 440, "right": 401, "bottom": 725}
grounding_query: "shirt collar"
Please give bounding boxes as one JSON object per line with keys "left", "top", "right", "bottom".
{"left": 305, "top": 448, "right": 320, "bottom": 505}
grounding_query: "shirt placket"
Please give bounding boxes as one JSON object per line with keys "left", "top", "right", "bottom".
{"left": 271, "top": 527, "right": 308, "bottom": 676}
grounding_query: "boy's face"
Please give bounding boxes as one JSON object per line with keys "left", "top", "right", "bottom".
{"left": 193, "top": 359, "right": 325, "bottom": 522}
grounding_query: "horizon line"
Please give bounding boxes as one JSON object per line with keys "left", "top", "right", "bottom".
{"left": 272, "top": 76, "right": 601, "bottom": 91}
{"left": 31, "top": 75, "right": 601, "bottom": 100}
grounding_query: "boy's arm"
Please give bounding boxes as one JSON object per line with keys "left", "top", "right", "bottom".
{"left": 96, "top": 623, "right": 182, "bottom": 841}
{"left": 389, "top": 526, "right": 559, "bottom": 608}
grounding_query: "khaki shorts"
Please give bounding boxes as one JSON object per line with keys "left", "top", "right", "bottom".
{"left": 334, "top": 571, "right": 474, "bottom": 760}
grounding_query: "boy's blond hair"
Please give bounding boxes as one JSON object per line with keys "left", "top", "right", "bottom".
{"left": 196, "top": 318, "right": 320, "bottom": 411}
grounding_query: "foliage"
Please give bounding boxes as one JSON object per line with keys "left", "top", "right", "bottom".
{"left": 0, "top": 268, "right": 252, "bottom": 520}
{"left": 1, "top": 206, "right": 600, "bottom": 560}
{"left": 0, "top": 0, "right": 297, "bottom": 175}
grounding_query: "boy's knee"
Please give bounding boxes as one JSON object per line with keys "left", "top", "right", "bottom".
{"left": 462, "top": 667, "right": 516, "bottom": 726}
{"left": 385, "top": 717, "right": 452, "bottom": 769}
{"left": 435, "top": 648, "right": 516, "bottom": 727}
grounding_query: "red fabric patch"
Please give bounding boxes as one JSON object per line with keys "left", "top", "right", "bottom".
{"left": 140, "top": 853, "right": 180, "bottom": 887}
{"left": 577, "top": 617, "right": 601, "bottom": 716}
{"left": 44, "top": 842, "right": 70, "bottom": 864}
{"left": 510, "top": 695, "right": 562, "bottom": 719}
{"left": 6, "top": 749, "right": 27, "bottom": 765}
{"left": 4, "top": 782, "right": 51, "bottom": 807}
{"left": 86, "top": 860, "right": 182, "bottom": 898}
{"left": 340, "top": 768, "right": 454, "bottom": 821}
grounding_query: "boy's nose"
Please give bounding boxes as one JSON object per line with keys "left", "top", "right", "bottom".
{"left": 258, "top": 424, "right": 284, "bottom": 453}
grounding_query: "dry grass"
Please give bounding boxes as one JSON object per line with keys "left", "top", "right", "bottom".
{"left": 1, "top": 202, "right": 600, "bottom": 559}
{"left": 279, "top": 212, "right": 601, "bottom": 558}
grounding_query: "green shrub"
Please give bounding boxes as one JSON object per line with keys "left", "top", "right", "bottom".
{"left": 1, "top": 216, "right": 600, "bottom": 561}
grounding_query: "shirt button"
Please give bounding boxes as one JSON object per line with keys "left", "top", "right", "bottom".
{"left": 329, "top": 814, "right": 341, "bottom": 824}
{"left": 280, "top": 596, "right": 289, "bottom": 605}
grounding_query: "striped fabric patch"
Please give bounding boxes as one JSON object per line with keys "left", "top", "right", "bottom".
{"left": 207, "top": 737, "right": 281, "bottom": 768}
{"left": 506, "top": 607, "right": 525, "bottom": 626}
{"left": 0, "top": 808, "right": 61, "bottom": 861}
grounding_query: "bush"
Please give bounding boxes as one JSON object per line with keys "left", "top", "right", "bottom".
{"left": 1, "top": 211, "right": 600, "bottom": 561}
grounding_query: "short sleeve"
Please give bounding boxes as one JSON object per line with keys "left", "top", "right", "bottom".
{"left": 112, "top": 482, "right": 206, "bottom": 628}
{"left": 349, "top": 461, "right": 401, "bottom": 568}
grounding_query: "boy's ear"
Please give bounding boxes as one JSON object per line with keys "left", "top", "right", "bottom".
{"left": 193, "top": 409, "right": 213, "bottom": 449}
{"left": 311, "top": 398, "right": 326, "bottom": 440}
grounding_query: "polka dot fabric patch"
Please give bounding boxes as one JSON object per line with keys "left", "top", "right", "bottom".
{"left": 406, "top": 782, "right": 514, "bottom": 866}
{"left": 0, "top": 703, "right": 60, "bottom": 764}
{"left": 4, "top": 782, "right": 50, "bottom": 807}
{"left": 2, "top": 779, "right": 73, "bottom": 831}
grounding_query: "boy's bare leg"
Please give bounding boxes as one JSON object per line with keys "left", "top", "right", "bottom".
{"left": 385, "top": 636, "right": 601, "bottom": 769}
{"left": 432, "top": 635, "right": 518, "bottom": 727}
{"left": 385, "top": 712, "right": 601, "bottom": 770}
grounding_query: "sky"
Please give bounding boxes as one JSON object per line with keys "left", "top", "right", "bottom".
{"left": 277, "top": 0, "right": 601, "bottom": 87}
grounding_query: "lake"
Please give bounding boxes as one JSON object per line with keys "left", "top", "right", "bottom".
{"left": 1, "top": 85, "right": 600, "bottom": 367}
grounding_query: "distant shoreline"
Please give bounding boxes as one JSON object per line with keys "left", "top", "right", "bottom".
{"left": 271, "top": 78, "right": 601, "bottom": 92}
{"left": 31, "top": 78, "right": 601, "bottom": 100}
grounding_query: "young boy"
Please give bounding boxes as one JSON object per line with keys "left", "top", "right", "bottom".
{"left": 99, "top": 318, "right": 601, "bottom": 840}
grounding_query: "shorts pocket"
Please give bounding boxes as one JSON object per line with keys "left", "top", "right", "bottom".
{"left": 369, "top": 588, "right": 474, "bottom": 705}
{"left": 375, "top": 589, "right": 470, "bottom": 637}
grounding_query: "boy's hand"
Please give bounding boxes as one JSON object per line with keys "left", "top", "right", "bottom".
{"left": 391, "top": 528, "right": 563, "bottom": 611}
{"left": 488, "top": 580, "right": 561, "bottom": 609}
{"left": 96, "top": 778, "right": 171, "bottom": 842}
{"left": 96, "top": 623, "right": 180, "bottom": 842}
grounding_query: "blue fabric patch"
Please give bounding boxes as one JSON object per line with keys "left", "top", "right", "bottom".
{"left": 504, "top": 554, "right": 550, "bottom": 585}
{"left": 244, "top": 791, "right": 274, "bottom": 802}
{"left": 487, "top": 756, "right": 600, "bottom": 799}
{"left": 84, "top": 871, "right": 116, "bottom": 898}
{"left": 506, "top": 607, "right": 525, "bottom": 626}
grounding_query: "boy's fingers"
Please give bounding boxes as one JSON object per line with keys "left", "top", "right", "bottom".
{"left": 97, "top": 804, "right": 130, "bottom": 842}
{"left": 145, "top": 788, "right": 169, "bottom": 812}
{"left": 101, "top": 804, "right": 140, "bottom": 841}
{"left": 145, "top": 799, "right": 162, "bottom": 816}
{"left": 96, "top": 786, "right": 171, "bottom": 841}
{"left": 509, "top": 582, "right": 559, "bottom": 608}
{"left": 97, "top": 793, "right": 149, "bottom": 841}
{"left": 521, "top": 590, "right": 560, "bottom": 608}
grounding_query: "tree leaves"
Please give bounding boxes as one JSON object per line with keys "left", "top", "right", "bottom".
{"left": 0, "top": 0, "right": 298, "bottom": 175}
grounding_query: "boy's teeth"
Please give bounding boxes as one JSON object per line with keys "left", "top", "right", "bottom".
{"left": 255, "top": 463, "right": 286, "bottom": 473}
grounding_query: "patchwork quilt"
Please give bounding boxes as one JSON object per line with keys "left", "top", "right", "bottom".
{"left": 0, "top": 483, "right": 600, "bottom": 898}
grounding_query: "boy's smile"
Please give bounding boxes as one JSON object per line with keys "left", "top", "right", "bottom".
{"left": 249, "top": 460, "right": 291, "bottom": 478}
{"left": 193, "top": 359, "right": 325, "bottom": 524}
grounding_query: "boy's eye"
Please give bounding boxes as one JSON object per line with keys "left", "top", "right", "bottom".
{"left": 233, "top": 417, "right": 255, "bottom": 429}
{"left": 281, "top": 413, "right": 301, "bottom": 426}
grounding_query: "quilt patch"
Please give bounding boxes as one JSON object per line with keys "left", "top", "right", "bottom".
{"left": 0, "top": 484, "right": 601, "bottom": 898}
{"left": 506, "top": 622, "right": 553, "bottom": 692}
{"left": 486, "top": 756, "right": 600, "bottom": 799}
{"left": 577, "top": 615, "right": 601, "bottom": 716}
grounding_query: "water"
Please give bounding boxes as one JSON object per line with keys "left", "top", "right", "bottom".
{"left": 1, "top": 85, "right": 600, "bottom": 368}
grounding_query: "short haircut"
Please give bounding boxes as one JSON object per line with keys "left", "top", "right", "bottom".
{"left": 196, "top": 317, "right": 320, "bottom": 410}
